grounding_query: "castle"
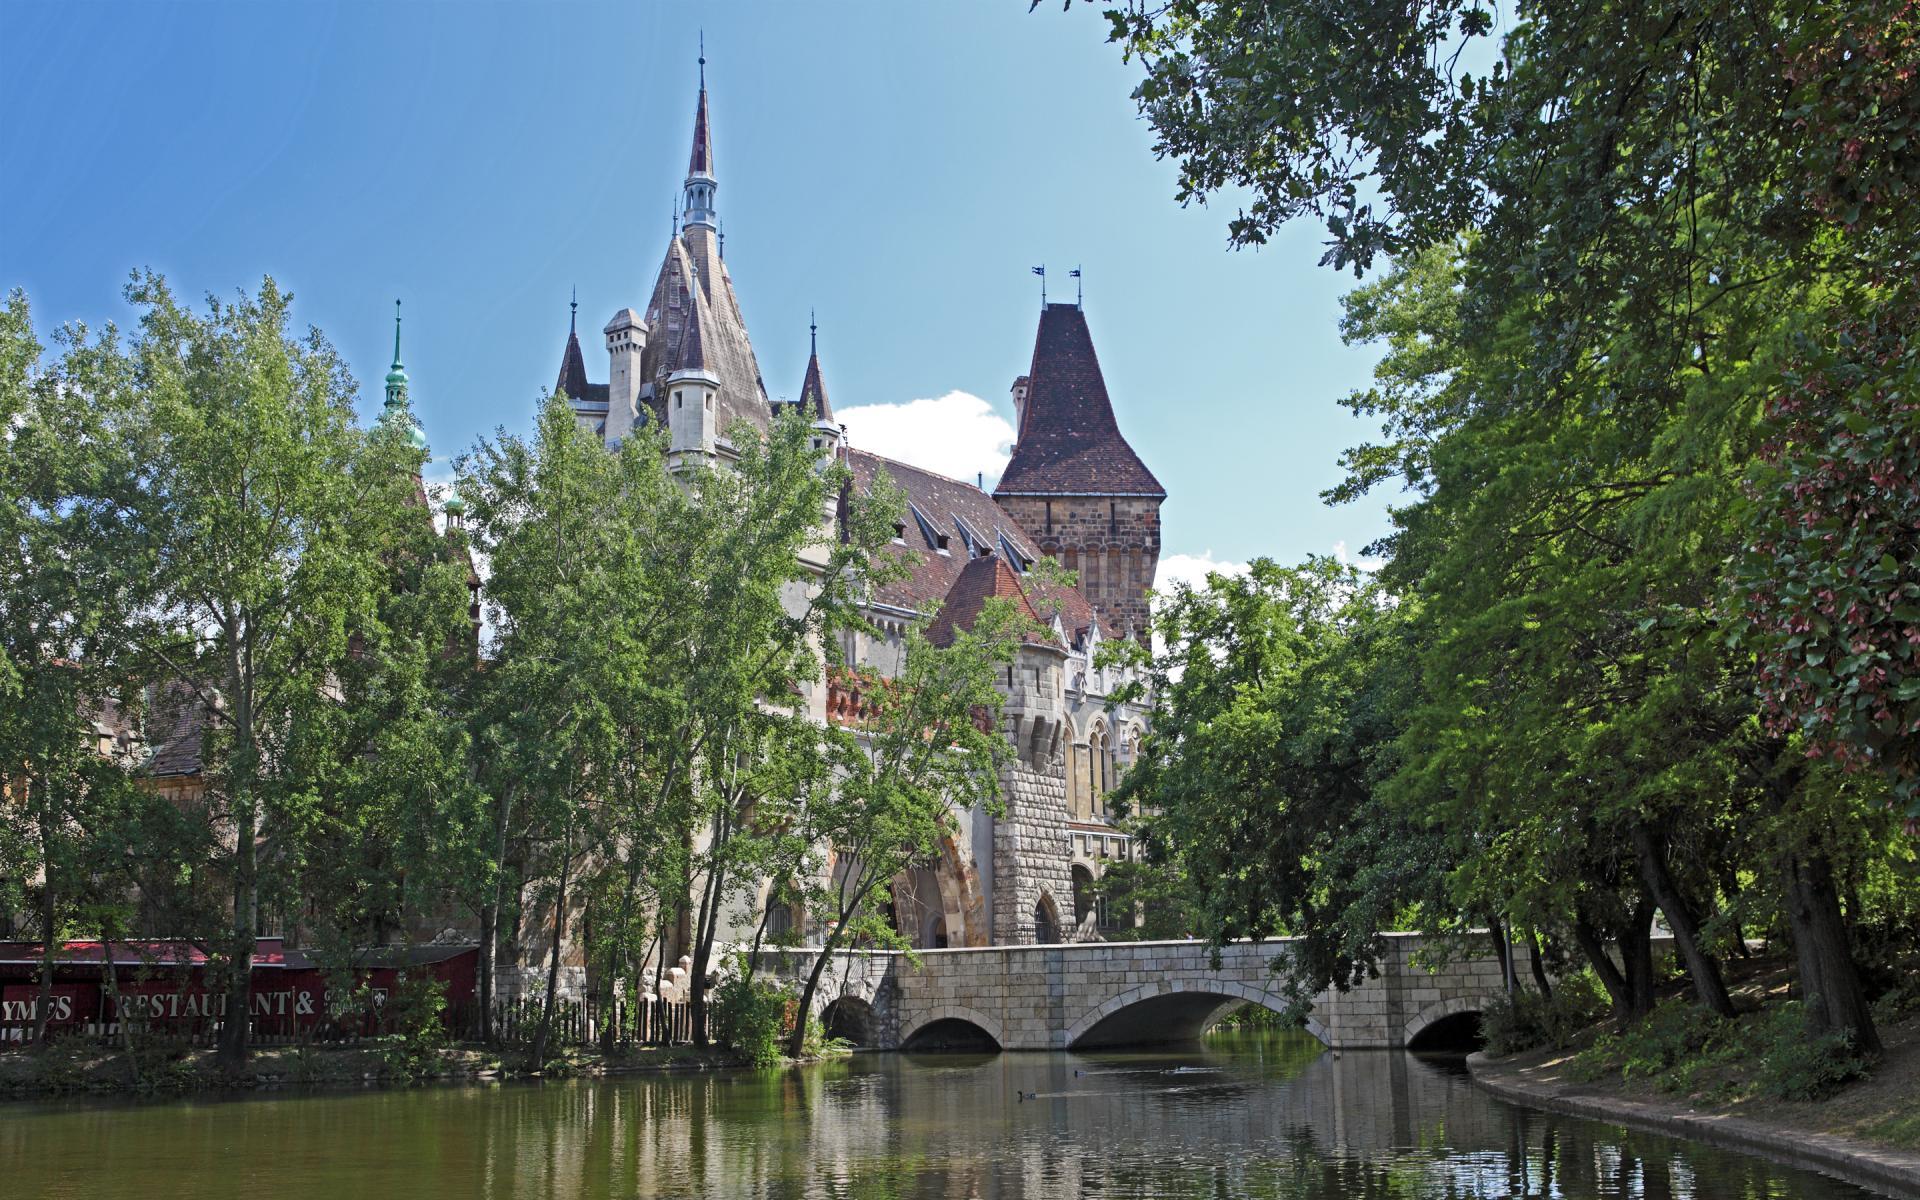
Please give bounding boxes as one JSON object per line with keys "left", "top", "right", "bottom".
{"left": 544, "top": 65, "right": 1165, "bottom": 956}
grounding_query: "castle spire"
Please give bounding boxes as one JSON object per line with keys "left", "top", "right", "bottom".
{"left": 382, "top": 300, "right": 427, "bottom": 454}
{"left": 799, "top": 310, "right": 832, "bottom": 422}
{"left": 682, "top": 43, "right": 717, "bottom": 232}
{"left": 384, "top": 299, "right": 407, "bottom": 408}
{"left": 555, "top": 290, "right": 592, "bottom": 402}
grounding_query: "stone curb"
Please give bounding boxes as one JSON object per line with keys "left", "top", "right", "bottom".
{"left": 1467, "top": 1051, "right": 1920, "bottom": 1199}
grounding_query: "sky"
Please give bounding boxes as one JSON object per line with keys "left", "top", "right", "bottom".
{"left": 0, "top": 1, "right": 1396, "bottom": 589}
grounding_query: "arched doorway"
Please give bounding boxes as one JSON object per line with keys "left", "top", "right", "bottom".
{"left": 1071, "top": 865, "right": 1095, "bottom": 928}
{"left": 1034, "top": 893, "right": 1062, "bottom": 945}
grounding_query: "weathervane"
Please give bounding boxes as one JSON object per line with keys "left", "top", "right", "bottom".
{"left": 1032, "top": 264, "right": 1046, "bottom": 304}
{"left": 1071, "top": 266, "right": 1083, "bottom": 307}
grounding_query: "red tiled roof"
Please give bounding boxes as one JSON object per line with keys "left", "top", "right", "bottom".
{"left": 925, "top": 553, "right": 1044, "bottom": 647}
{"left": 995, "top": 304, "right": 1163, "bottom": 498}
{"left": 847, "top": 449, "right": 1118, "bottom": 643}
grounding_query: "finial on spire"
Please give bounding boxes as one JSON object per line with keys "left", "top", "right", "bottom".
{"left": 1032, "top": 264, "right": 1046, "bottom": 305}
{"left": 391, "top": 299, "right": 404, "bottom": 370}
{"left": 1071, "top": 265, "right": 1083, "bottom": 308}
{"left": 385, "top": 299, "right": 409, "bottom": 407}
{"left": 699, "top": 29, "right": 705, "bottom": 89}
{"left": 810, "top": 308, "right": 817, "bottom": 356}
{"left": 569, "top": 286, "right": 577, "bottom": 335}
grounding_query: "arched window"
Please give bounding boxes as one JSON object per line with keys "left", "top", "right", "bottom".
{"left": 1087, "top": 724, "right": 1111, "bottom": 818}
{"left": 766, "top": 898, "right": 793, "bottom": 941}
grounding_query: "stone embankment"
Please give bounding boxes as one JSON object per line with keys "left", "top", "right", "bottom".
{"left": 1468, "top": 1050, "right": 1920, "bottom": 1199}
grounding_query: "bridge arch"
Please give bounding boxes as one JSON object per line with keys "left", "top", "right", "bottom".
{"left": 1064, "top": 978, "right": 1304, "bottom": 1049}
{"left": 899, "top": 1004, "right": 1004, "bottom": 1051}
{"left": 1401, "top": 994, "right": 1486, "bottom": 1049}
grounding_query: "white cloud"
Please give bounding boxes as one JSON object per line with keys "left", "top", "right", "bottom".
{"left": 1331, "top": 539, "right": 1387, "bottom": 572}
{"left": 1155, "top": 550, "right": 1251, "bottom": 597}
{"left": 836, "top": 390, "right": 1014, "bottom": 485}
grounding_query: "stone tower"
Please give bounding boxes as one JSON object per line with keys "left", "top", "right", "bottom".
{"left": 993, "top": 304, "right": 1164, "bottom": 643}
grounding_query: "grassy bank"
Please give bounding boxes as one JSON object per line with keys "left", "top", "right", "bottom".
{"left": 1478, "top": 955, "right": 1920, "bottom": 1155}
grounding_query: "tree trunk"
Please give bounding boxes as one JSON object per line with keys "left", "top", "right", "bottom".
{"left": 476, "top": 788, "right": 514, "bottom": 1044}
{"left": 1572, "top": 910, "right": 1633, "bottom": 1024}
{"left": 1528, "top": 929, "right": 1553, "bottom": 1001}
{"left": 787, "top": 930, "right": 841, "bottom": 1059}
{"left": 217, "top": 783, "right": 257, "bottom": 1073}
{"left": 688, "top": 860, "right": 723, "bottom": 1049}
{"left": 1619, "top": 897, "right": 1657, "bottom": 1022}
{"left": 1629, "top": 823, "right": 1735, "bottom": 1018}
{"left": 32, "top": 868, "right": 55, "bottom": 1048}
{"left": 530, "top": 827, "right": 572, "bottom": 1067}
{"left": 1486, "top": 914, "right": 1515, "bottom": 996}
{"left": 1783, "top": 850, "right": 1883, "bottom": 1055}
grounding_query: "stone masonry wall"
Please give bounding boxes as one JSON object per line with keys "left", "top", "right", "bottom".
{"left": 991, "top": 761, "right": 1079, "bottom": 946}
{"left": 997, "top": 495, "right": 1161, "bottom": 642}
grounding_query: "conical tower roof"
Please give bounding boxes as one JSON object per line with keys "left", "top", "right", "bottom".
{"left": 995, "top": 304, "right": 1163, "bottom": 497}
{"left": 798, "top": 314, "right": 832, "bottom": 422}
{"left": 555, "top": 291, "right": 592, "bottom": 401}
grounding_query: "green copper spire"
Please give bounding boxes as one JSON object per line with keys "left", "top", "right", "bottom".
{"left": 381, "top": 300, "right": 428, "bottom": 454}
{"left": 384, "top": 299, "right": 409, "bottom": 405}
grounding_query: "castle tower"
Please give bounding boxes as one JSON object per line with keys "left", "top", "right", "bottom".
{"left": 993, "top": 304, "right": 1164, "bottom": 643}
{"left": 604, "top": 304, "right": 647, "bottom": 443}
{"left": 666, "top": 286, "right": 719, "bottom": 464}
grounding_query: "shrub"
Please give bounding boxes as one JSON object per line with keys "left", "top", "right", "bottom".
{"left": 713, "top": 971, "right": 792, "bottom": 1070}
{"left": 1480, "top": 976, "right": 1608, "bottom": 1056}
{"left": 1757, "top": 1002, "right": 1872, "bottom": 1101}
{"left": 1570, "top": 998, "right": 1737, "bottom": 1092}
{"left": 377, "top": 973, "right": 449, "bottom": 1081}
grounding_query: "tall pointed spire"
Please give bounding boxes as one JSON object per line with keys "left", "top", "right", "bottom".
{"left": 384, "top": 299, "right": 408, "bottom": 408}
{"left": 682, "top": 40, "right": 717, "bottom": 232}
{"left": 799, "top": 310, "right": 832, "bottom": 422}
{"left": 382, "top": 300, "right": 427, "bottom": 453}
{"left": 555, "top": 289, "right": 592, "bottom": 401}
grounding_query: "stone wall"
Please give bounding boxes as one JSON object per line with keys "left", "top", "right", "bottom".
{"left": 990, "top": 762, "right": 1078, "bottom": 946}
{"left": 997, "top": 495, "right": 1161, "bottom": 641}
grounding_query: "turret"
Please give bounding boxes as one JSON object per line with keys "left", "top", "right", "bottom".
{"left": 799, "top": 313, "right": 843, "bottom": 471}
{"left": 666, "top": 291, "right": 718, "bottom": 463}
{"left": 605, "top": 306, "right": 646, "bottom": 444}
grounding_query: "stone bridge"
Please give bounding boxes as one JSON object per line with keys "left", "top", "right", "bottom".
{"left": 759, "top": 933, "right": 1511, "bottom": 1052}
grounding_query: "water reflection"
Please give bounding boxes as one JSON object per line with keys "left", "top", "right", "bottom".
{"left": 0, "top": 1032, "right": 1890, "bottom": 1199}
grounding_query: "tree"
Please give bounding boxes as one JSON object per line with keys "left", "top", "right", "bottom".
{"left": 1087, "top": 0, "right": 1915, "bottom": 1050}
{"left": 1110, "top": 557, "right": 1429, "bottom": 1006}
{"left": 97, "top": 273, "right": 447, "bottom": 1071}
{"left": 781, "top": 599, "right": 1023, "bottom": 1057}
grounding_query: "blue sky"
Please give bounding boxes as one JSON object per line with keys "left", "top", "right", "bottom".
{"left": 1, "top": 1, "right": 1395, "bottom": 583}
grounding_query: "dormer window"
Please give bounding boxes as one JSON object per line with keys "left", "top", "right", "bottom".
{"left": 892, "top": 521, "right": 907, "bottom": 544}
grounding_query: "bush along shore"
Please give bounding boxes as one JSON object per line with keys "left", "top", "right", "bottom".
{"left": 1467, "top": 954, "right": 1920, "bottom": 1196}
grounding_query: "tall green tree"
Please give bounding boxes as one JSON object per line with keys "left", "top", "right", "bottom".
{"left": 781, "top": 599, "right": 1024, "bottom": 1056}
{"left": 1085, "top": 0, "right": 1915, "bottom": 1051}
{"left": 98, "top": 274, "right": 446, "bottom": 1071}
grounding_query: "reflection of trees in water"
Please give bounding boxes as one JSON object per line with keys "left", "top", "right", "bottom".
{"left": 0, "top": 1037, "right": 1877, "bottom": 1200}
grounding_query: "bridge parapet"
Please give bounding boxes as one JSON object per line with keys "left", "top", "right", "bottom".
{"left": 755, "top": 933, "right": 1530, "bottom": 1052}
